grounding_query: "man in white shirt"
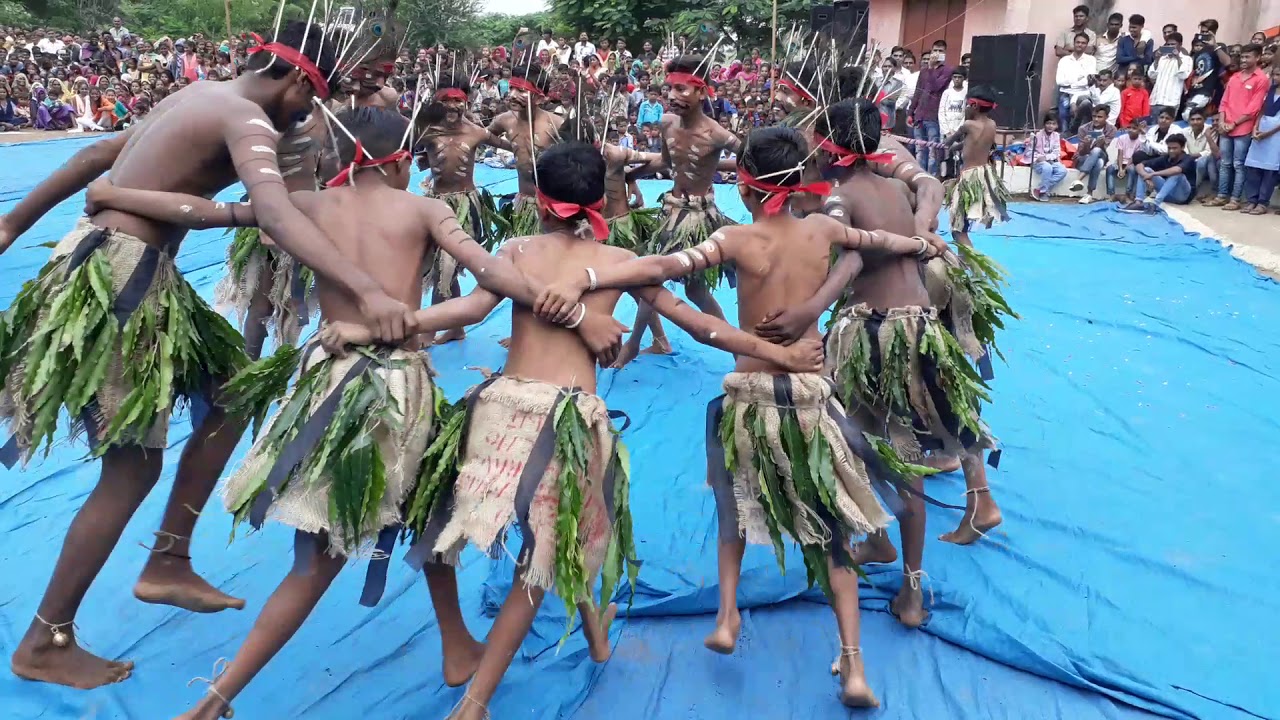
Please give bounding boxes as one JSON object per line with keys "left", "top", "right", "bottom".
{"left": 1147, "top": 32, "right": 1191, "bottom": 118}
{"left": 573, "top": 32, "right": 596, "bottom": 64}
{"left": 1095, "top": 12, "right": 1123, "bottom": 74}
{"left": 1183, "top": 107, "right": 1219, "bottom": 199}
{"left": 1056, "top": 33, "right": 1097, "bottom": 134}
{"left": 108, "top": 17, "right": 130, "bottom": 43}
{"left": 1086, "top": 69, "right": 1121, "bottom": 126}
{"left": 938, "top": 68, "right": 968, "bottom": 138}
{"left": 36, "top": 32, "right": 64, "bottom": 56}
{"left": 536, "top": 31, "right": 558, "bottom": 58}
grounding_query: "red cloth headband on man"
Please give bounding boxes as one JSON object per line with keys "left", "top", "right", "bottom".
{"left": 508, "top": 77, "right": 544, "bottom": 97}
{"left": 434, "top": 88, "right": 467, "bottom": 102}
{"left": 246, "top": 32, "right": 330, "bottom": 99}
{"left": 967, "top": 98, "right": 997, "bottom": 109}
{"left": 325, "top": 140, "right": 410, "bottom": 187}
{"left": 737, "top": 167, "right": 831, "bottom": 215}
{"left": 778, "top": 77, "right": 814, "bottom": 103}
{"left": 536, "top": 189, "right": 610, "bottom": 241}
{"left": 812, "top": 134, "right": 895, "bottom": 167}
{"left": 665, "top": 71, "right": 716, "bottom": 98}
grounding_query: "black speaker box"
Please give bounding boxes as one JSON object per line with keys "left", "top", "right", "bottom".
{"left": 968, "top": 33, "right": 1045, "bottom": 130}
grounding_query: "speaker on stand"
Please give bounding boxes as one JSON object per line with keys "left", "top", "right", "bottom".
{"left": 968, "top": 33, "right": 1044, "bottom": 131}
{"left": 810, "top": 1, "right": 869, "bottom": 54}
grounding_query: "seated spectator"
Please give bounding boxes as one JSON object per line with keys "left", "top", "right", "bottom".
{"left": 1183, "top": 108, "right": 1219, "bottom": 200}
{"left": 1028, "top": 111, "right": 1067, "bottom": 201}
{"left": 0, "top": 83, "right": 29, "bottom": 131}
{"left": 30, "top": 82, "right": 73, "bottom": 130}
{"left": 1086, "top": 70, "right": 1121, "bottom": 126}
{"left": 1069, "top": 106, "right": 1117, "bottom": 203}
{"left": 1122, "top": 133, "right": 1196, "bottom": 212}
{"left": 1108, "top": 120, "right": 1145, "bottom": 202}
{"left": 1138, "top": 108, "right": 1177, "bottom": 163}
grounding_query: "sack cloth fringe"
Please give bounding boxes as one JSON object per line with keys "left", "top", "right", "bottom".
{"left": 214, "top": 228, "right": 317, "bottom": 346}
{"left": 0, "top": 222, "right": 246, "bottom": 465}
{"left": 825, "top": 304, "right": 996, "bottom": 459}
{"left": 946, "top": 165, "right": 1011, "bottom": 233}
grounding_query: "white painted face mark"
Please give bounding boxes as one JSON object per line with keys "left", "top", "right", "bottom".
{"left": 247, "top": 118, "right": 277, "bottom": 132}
{"left": 260, "top": 168, "right": 282, "bottom": 177}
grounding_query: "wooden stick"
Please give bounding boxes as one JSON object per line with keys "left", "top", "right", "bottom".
{"left": 769, "top": 0, "right": 779, "bottom": 105}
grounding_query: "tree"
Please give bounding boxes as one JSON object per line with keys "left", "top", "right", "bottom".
{"left": 670, "top": 0, "right": 809, "bottom": 53}
{"left": 549, "top": 0, "right": 683, "bottom": 49}
{"left": 398, "top": 0, "right": 482, "bottom": 48}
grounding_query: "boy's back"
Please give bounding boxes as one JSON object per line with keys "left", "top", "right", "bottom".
{"left": 958, "top": 114, "right": 996, "bottom": 170}
{"left": 833, "top": 171, "right": 931, "bottom": 310}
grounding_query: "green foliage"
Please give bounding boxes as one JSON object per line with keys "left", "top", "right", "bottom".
{"left": 14, "top": 0, "right": 312, "bottom": 40}
{"left": 549, "top": 0, "right": 807, "bottom": 56}
{"left": 0, "top": 0, "right": 36, "bottom": 27}
{"left": 670, "top": 0, "right": 809, "bottom": 52}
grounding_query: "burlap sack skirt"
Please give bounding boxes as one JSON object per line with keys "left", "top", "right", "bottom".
{"left": 946, "top": 164, "right": 1010, "bottom": 233}
{"left": 708, "top": 373, "right": 894, "bottom": 594}
{"left": 425, "top": 376, "right": 623, "bottom": 594}
{"left": 221, "top": 345, "right": 435, "bottom": 558}
{"left": 214, "top": 227, "right": 318, "bottom": 347}
{"left": 0, "top": 219, "right": 246, "bottom": 465}
{"left": 647, "top": 192, "right": 738, "bottom": 289}
{"left": 825, "top": 303, "right": 996, "bottom": 461}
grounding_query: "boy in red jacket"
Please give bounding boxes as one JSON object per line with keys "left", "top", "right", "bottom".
{"left": 1118, "top": 72, "right": 1151, "bottom": 129}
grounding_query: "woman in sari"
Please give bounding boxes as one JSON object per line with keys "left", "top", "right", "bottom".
{"left": 30, "top": 83, "right": 74, "bottom": 130}
{"left": 11, "top": 73, "right": 32, "bottom": 112}
{"left": 0, "top": 83, "right": 30, "bottom": 131}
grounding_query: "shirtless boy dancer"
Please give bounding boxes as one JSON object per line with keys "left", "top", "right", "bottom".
{"left": 416, "top": 75, "right": 512, "bottom": 343}
{"left": 323, "top": 141, "right": 824, "bottom": 720}
{"left": 0, "top": 22, "right": 418, "bottom": 690}
{"left": 82, "top": 109, "right": 631, "bottom": 718}
{"left": 814, "top": 100, "right": 1000, "bottom": 624}
{"left": 535, "top": 127, "right": 949, "bottom": 708}
{"left": 487, "top": 65, "right": 565, "bottom": 239}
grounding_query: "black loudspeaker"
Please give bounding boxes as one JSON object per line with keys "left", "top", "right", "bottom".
{"left": 811, "top": 1, "right": 869, "bottom": 52}
{"left": 968, "top": 33, "right": 1045, "bottom": 130}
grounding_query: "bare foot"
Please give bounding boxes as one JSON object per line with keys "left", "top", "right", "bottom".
{"left": 890, "top": 580, "right": 928, "bottom": 629}
{"left": 436, "top": 328, "right": 467, "bottom": 345}
{"left": 703, "top": 609, "right": 741, "bottom": 655}
{"left": 498, "top": 336, "right": 511, "bottom": 349}
{"left": 609, "top": 343, "right": 640, "bottom": 370}
{"left": 172, "top": 694, "right": 232, "bottom": 720}
{"left": 836, "top": 653, "right": 880, "bottom": 708}
{"left": 922, "top": 453, "right": 962, "bottom": 473}
{"left": 639, "top": 336, "right": 673, "bottom": 355}
{"left": 848, "top": 534, "right": 898, "bottom": 566}
{"left": 135, "top": 555, "right": 245, "bottom": 613}
{"left": 441, "top": 637, "right": 485, "bottom": 687}
{"left": 11, "top": 630, "right": 133, "bottom": 689}
{"left": 585, "top": 603, "right": 618, "bottom": 663}
{"left": 939, "top": 491, "right": 1003, "bottom": 545}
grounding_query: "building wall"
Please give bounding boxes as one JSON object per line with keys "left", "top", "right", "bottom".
{"left": 871, "top": 0, "right": 1280, "bottom": 125}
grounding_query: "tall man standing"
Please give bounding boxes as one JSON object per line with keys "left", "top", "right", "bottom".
{"left": 909, "top": 39, "right": 954, "bottom": 176}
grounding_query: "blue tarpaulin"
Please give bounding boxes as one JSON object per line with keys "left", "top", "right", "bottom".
{"left": 1, "top": 136, "right": 1276, "bottom": 720}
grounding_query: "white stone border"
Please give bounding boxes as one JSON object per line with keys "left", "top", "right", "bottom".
{"left": 1162, "top": 205, "right": 1280, "bottom": 278}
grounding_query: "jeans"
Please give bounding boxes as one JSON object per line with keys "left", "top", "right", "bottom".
{"left": 1106, "top": 165, "right": 1137, "bottom": 196}
{"left": 1057, "top": 92, "right": 1088, "bottom": 134}
{"left": 1139, "top": 174, "right": 1193, "bottom": 204}
{"left": 1183, "top": 94, "right": 1211, "bottom": 121}
{"left": 1217, "top": 135, "right": 1254, "bottom": 200}
{"left": 1034, "top": 161, "right": 1068, "bottom": 193}
{"left": 912, "top": 120, "right": 941, "bottom": 174}
{"left": 1243, "top": 167, "right": 1279, "bottom": 205}
{"left": 1077, "top": 147, "right": 1108, "bottom": 192}
{"left": 1195, "top": 155, "right": 1218, "bottom": 195}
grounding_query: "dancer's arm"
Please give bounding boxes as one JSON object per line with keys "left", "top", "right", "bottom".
{"left": 0, "top": 129, "right": 132, "bottom": 252}
{"left": 320, "top": 288, "right": 504, "bottom": 353}
{"left": 756, "top": 250, "right": 863, "bottom": 346}
{"left": 878, "top": 134, "right": 945, "bottom": 234}
{"left": 634, "top": 285, "right": 823, "bottom": 373}
{"left": 84, "top": 179, "right": 256, "bottom": 229}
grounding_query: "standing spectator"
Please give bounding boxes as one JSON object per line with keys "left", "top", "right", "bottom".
{"left": 1087, "top": 70, "right": 1121, "bottom": 126}
{"left": 1070, "top": 106, "right": 1117, "bottom": 203}
{"left": 1108, "top": 120, "right": 1145, "bottom": 202}
{"left": 1123, "top": 133, "right": 1196, "bottom": 212}
{"left": 1184, "top": 108, "right": 1219, "bottom": 199}
{"left": 637, "top": 86, "right": 664, "bottom": 127}
{"left": 1118, "top": 71, "right": 1150, "bottom": 130}
{"left": 909, "top": 39, "right": 952, "bottom": 174}
{"left": 1240, "top": 64, "right": 1280, "bottom": 213}
{"left": 613, "top": 38, "right": 632, "bottom": 65}
{"left": 938, "top": 67, "right": 968, "bottom": 139}
{"left": 1148, "top": 32, "right": 1191, "bottom": 118}
{"left": 1054, "top": 5, "right": 1097, "bottom": 58}
{"left": 1056, "top": 33, "right": 1096, "bottom": 134}
{"left": 536, "top": 30, "right": 557, "bottom": 57}
{"left": 1210, "top": 44, "right": 1270, "bottom": 210}
{"left": 960, "top": 52, "right": 971, "bottom": 70}
{"left": 629, "top": 72, "right": 649, "bottom": 111}
{"left": 1028, "top": 112, "right": 1067, "bottom": 200}
{"left": 1095, "top": 13, "right": 1124, "bottom": 74}
{"left": 108, "top": 17, "right": 130, "bottom": 43}
{"left": 573, "top": 32, "right": 596, "bottom": 64}
{"left": 1186, "top": 32, "right": 1226, "bottom": 119}
{"left": 1117, "top": 15, "right": 1154, "bottom": 76}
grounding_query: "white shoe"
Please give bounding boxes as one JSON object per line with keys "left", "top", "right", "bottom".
{"left": 1068, "top": 180, "right": 1086, "bottom": 193}
{"left": 1078, "top": 195, "right": 1095, "bottom": 205}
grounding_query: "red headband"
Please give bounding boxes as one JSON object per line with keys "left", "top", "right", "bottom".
{"left": 325, "top": 140, "right": 410, "bottom": 188}
{"left": 246, "top": 33, "right": 330, "bottom": 99}
{"left": 666, "top": 71, "right": 715, "bottom": 98}
{"left": 778, "top": 77, "right": 814, "bottom": 103}
{"left": 967, "top": 98, "right": 997, "bottom": 109}
{"left": 434, "top": 88, "right": 467, "bottom": 102}
{"left": 536, "top": 189, "right": 609, "bottom": 241}
{"left": 508, "top": 77, "right": 544, "bottom": 97}
{"left": 737, "top": 167, "right": 831, "bottom": 215}
{"left": 812, "top": 134, "right": 895, "bottom": 167}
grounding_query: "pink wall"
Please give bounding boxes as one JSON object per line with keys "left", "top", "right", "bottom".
{"left": 875, "top": 0, "right": 1280, "bottom": 124}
